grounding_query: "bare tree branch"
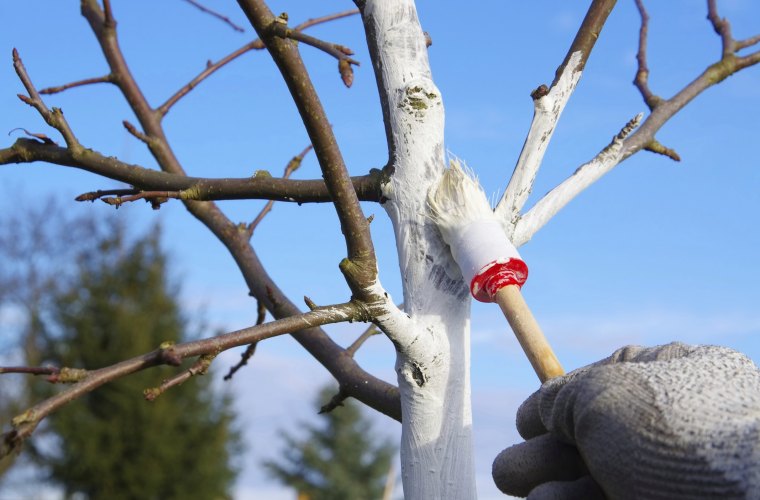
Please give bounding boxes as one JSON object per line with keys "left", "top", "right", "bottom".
{"left": 12, "top": 49, "right": 81, "bottom": 150}
{"left": 269, "top": 22, "right": 360, "bottom": 87}
{"left": 181, "top": 0, "right": 246, "bottom": 32}
{"left": 2, "top": 301, "right": 366, "bottom": 459}
{"left": 248, "top": 144, "right": 313, "bottom": 235}
{"left": 237, "top": 0, "right": 378, "bottom": 295}
{"left": 77, "top": 0, "right": 400, "bottom": 419}
{"left": 39, "top": 75, "right": 113, "bottom": 95}
{"left": 144, "top": 353, "right": 217, "bottom": 401}
{"left": 621, "top": 1, "right": 760, "bottom": 161}
{"left": 157, "top": 9, "right": 359, "bottom": 116}
{"left": 0, "top": 139, "right": 383, "bottom": 203}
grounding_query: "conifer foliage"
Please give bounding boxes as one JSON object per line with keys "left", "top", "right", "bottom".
{"left": 265, "top": 386, "right": 396, "bottom": 500}
{"left": 34, "top": 225, "right": 240, "bottom": 499}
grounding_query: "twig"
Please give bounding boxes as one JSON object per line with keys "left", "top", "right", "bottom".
{"left": 707, "top": 0, "right": 734, "bottom": 57}
{"left": 39, "top": 75, "right": 113, "bottom": 95}
{"left": 269, "top": 23, "right": 360, "bottom": 87}
{"left": 12, "top": 49, "right": 81, "bottom": 150}
{"left": 633, "top": 0, "right": 661, "bottom": 110}
{"left": 181, "top": 0, "right": 245, "bottom": 32}
{"left": 735, "top": 34, "right": 760, "bottom": 52}
{"left": 157, "top": 9, "right": 359, "bottom": 116}
{"left": 319, "top": 387, "right": 347, "bottom": 414}
{"left": 345, "top": 324, "right": 380, "bottom": 357}
{"left": 224, "top": 301, "right": 266, "bottom": 380}
{"left": 0, "top": 366, "right": 58, "bottom": 376}
{"left": 144, "top": 354, "right": 216, "bottom": 401}
{"left": 2, "top": 301, "right": 364, "bottom": 459}
{"left": 122, "top": 120, "right": 152, "bottom": 145}
{"left": 248, "top": 144, "right": 313, "bottom": 235}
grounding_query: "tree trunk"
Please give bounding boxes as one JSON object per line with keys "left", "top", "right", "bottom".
{"left": 357, "top": 1, "right": 477, "bottom": 497}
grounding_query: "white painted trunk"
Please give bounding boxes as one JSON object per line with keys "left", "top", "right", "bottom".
{"left": 359, "top": 1, "right": 477, "bottom": 498}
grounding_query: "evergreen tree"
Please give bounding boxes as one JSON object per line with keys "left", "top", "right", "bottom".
{"left": 35, "top": 225, "right": 240, "bottom": 500}
{"left": 264, "top": 386, "right": 396, "bottom": 500}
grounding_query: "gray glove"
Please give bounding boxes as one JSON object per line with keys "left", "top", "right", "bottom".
{"left": 493, "top": 343, "right": 760, "bottom": 499}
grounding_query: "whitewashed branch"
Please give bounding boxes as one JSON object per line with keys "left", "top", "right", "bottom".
{"left": 496, "top": 51, "right": 584, "bottom": 232}
{"left": 512, "top": 113, "right": 643, "bottom": 246}
{"left": 358, "top": 0, "right": 476, "bottom": 498}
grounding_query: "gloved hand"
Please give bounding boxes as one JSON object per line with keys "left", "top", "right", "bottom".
{"left": 492, "top": 343, "right": 760, "bottom": 499}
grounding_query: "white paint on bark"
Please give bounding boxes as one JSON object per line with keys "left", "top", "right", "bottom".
{"left": 496, "top": 51, "right": 584, "bottom": 233}
{"left": 359, "top": 0, "right": 477, "bottom": 497}
{"left": 512, "top": 113, "right": 643, "bottom": 246}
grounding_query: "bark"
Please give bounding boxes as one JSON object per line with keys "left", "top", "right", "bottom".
{"left": 357, "top": 1, "right": 476, "bottom": 497}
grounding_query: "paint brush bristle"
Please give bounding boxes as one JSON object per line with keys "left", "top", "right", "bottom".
{"left": 427, "top": 159, "right": 495, "bottom": 246}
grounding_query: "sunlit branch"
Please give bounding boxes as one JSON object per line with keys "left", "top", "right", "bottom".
{"left": 223, "top": 301, "right": 266, "bottom": 381}
{"left": 39, "top": 75, "right": 113, "bottom": 95}
{"left": 144, "top": 353, "right": 217, "bottom": 401}
{"left": 181, "top": 0, "right": 246, "bottom": 32}
{"left": 247, "top": 144, "right": 313, "bottom": 236}
{"left": 512, "top": 114, "right": 642, "bottom": 246}
{"left": 2, "top": 301, "right": 363, "bottom": 459}
{"left": 269, "top": 22, "right": 360, "bottom": 87}
{"left": 496, "top": 0, "right": 617, "bottom": 231}
{"left": 157, "top": 9, "right": 359, "bottom": 116}
{"left": 12, "top": 49, "right": 81, "bottom": 150}
{"left": 237, "top": 0, "right": 377, "bottom": 295}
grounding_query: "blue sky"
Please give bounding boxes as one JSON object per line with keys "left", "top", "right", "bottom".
{"left": 1, "top": 1, "right": 759, "bottom": 498}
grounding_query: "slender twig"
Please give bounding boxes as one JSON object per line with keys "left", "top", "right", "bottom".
{"left": 12, "top": 49, "right": 81, "bottom": 150}
{"left": 633, "top": 0, "right": 661, "bottom": 110}
{"left": 345, "top": 324, "right": 380, "bottom": 357}
{"left": 0, "top": 366, "right": 58, "bottom": 376}
{"left": 144, "top": 354, "right": 217, "bottom": 401}
{"left": 248, "top": 144, "right": 313, "bottom": 235}
{"left": 735, "top": 34, "right": 760, "bottom": 52}
{"left": 707, "top": 0, "right": 734, "bottom": 56}
{"left": 157, "top": 9, "right": 359, "bottom": 116}
{"left": 2, "top": 301, "right": 364, "bottom": 459}
{"left": 319, "top": 387, "right": 348, "bottom": 414}
{"left": 39, "top": 75, "right": 113, "bottom": 95}
{"left": 224, "top": 301, "right": 266, "bottom": 380}
{"left": 181, "top": 0, "right": 245, "bottom": 32}
{"left": 269, "top": 23, "right": 360, "bottom": 87}
{"left": 122, "top": 120, "right": 152, "bottom": 145}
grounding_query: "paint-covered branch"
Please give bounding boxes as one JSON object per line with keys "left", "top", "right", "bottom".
{"left": 512, "top": 114, "right": 642, "bottom": 246}
{"left": 357, "top": 1, "right": 477, "bottom": 497}
{"left": 497, "top": 0, "right": 616, "bottom": 231}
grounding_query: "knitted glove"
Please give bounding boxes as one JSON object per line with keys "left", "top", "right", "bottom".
{"left": 492, "top": 343, "right": 760, "bottom": 499}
